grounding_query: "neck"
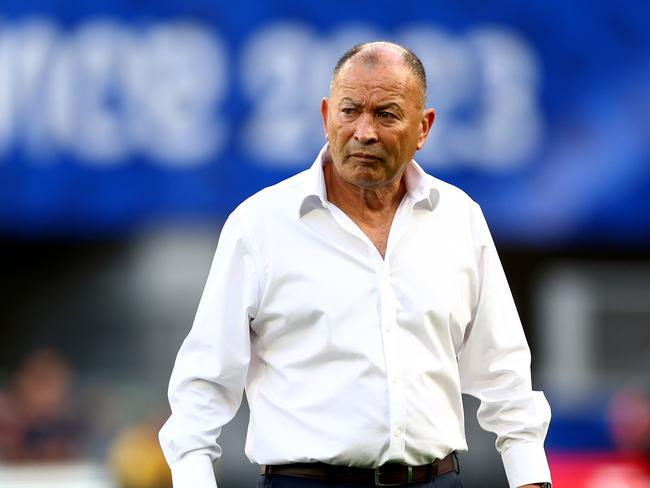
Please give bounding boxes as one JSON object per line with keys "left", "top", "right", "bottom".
{"left": 323, "top": 160, "right": 407, "bottom": 226}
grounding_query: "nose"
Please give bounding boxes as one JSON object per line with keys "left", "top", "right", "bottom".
{"left": 353, "top": 113, "right": 378, "bottom": 144}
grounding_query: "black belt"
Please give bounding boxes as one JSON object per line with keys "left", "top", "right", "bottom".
{"left": 262, "top": 453, "right": 457, "bottom": 487}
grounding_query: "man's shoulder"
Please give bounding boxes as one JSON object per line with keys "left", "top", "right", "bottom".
{"left": 246, "top": 169, "right": 307, "bottom": 207}
{"left": 227, "top": 168, "right": 310, "bottom": 223}
{"left": 422, "top": 171, "right": 479, "bottom": 212}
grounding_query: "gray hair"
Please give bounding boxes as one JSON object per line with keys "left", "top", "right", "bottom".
{"left": 329, "top": 41, "right": 428, "bottom": 104}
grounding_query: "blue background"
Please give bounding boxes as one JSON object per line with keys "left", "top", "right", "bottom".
{"left": 1, "top": 0, "right": 649, "bottom": 244}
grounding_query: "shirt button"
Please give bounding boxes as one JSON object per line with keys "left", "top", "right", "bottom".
{"left": 393, "top": 428, "right": 401, "bottom": 437}
{"left": 391, "top": 376, "right": 399, "bottom": 384}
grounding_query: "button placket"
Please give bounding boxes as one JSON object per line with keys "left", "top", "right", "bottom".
{"left": 379, "top": 258, "right": 408, "bottom": 459}
{"left": 330, "top": 196, "right": 415, "bottom": 461}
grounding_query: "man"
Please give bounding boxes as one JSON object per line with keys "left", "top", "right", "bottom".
{"left": 159, "top": 42, "right": 552, "bottom": 488}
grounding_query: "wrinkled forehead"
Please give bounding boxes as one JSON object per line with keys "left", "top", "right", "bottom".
{"left": 332, "top": 58, "right": 419, "bottom": 104}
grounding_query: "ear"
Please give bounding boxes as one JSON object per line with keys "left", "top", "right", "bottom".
{"left": 416, "top": 108, "right": 436, "bottom": 150}
{"left": 320, "top": 97, "right": 330, "bottom": 137}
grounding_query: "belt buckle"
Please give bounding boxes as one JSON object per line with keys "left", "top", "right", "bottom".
{"left": 374, "top": 465, "right": 413, "bottom": 487}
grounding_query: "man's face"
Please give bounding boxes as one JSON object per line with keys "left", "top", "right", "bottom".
{"left": 321, "top": 51, "right": 434, "bottom": 190}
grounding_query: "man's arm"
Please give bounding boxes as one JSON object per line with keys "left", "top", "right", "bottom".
{"left": 458, "top": 202, "right": 552, "bottom": 488}
{"left": 159, "top": 207, "right": 260, "bottom": 488}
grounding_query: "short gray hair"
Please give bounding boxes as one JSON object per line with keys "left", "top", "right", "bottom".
{"left": 329, "top": 41, "right": 428, "bottom": 104}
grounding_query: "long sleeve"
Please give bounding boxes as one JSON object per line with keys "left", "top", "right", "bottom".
{"left": 159, "top": 207, "right": 260, "bottom": 488}
{"left": 458, "top": 203, "right": 552, "bottom": 488}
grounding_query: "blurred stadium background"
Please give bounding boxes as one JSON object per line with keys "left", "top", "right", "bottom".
{"left": 1, "top": 0, "right": 649, "bottom": 487}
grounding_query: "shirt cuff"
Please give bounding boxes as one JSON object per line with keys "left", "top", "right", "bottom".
{"left": 170, "top": 454, "right": 218, "bottom": 488}
{"left": 501, "top": 442, "right": 552, "bottom": 488}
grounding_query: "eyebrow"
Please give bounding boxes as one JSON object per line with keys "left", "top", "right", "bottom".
{"left": 376, "top": 102, "right": 403, "bottom": 114}
{"left": 338, "top": 97, "right": 362, "bottom": 107}
{"left": 338, "top": 98, "right": 404, "bottom": 115}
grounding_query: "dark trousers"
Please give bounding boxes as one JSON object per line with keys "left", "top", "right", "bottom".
{"left": 257, "top": 471, "right": 464, "bottom": 488}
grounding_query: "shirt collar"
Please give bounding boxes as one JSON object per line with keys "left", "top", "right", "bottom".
{"left": 299, "top": 144, "right": 440, "bottom": 217}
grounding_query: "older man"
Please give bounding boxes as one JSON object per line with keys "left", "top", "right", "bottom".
{"left": 159, "top": 42, "right": 552, "bottom": 488}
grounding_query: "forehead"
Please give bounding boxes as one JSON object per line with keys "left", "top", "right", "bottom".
{"left": 333, "top": 53, "right": 418, "bottom": 103}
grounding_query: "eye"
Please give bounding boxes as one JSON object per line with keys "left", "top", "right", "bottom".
{"left": 341, "top": 107, "right": 356, "bottom": 115}
{"left": 378, "top": 111, "right": 396, "bottom": 119}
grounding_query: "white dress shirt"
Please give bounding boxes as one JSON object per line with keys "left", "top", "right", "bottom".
{"left": 159, "top": 145, "right": 552, "bottom": 488}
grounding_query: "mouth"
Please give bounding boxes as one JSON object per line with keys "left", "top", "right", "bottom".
{"left": 350, "top": 152, "right": 382, "bottom": 161}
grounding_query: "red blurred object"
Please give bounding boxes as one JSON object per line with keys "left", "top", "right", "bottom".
{"left": 549, "top": 451, "right": 650, "bottom": 488}
{"left": 609, "top": 387, "right": 650, "bottom": 454}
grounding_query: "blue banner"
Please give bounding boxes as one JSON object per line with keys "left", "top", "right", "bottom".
{"left": 0, "top": 0, "right": 648, "bottom": 243}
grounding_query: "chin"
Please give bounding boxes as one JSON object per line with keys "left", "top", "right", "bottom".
{"left": 345, "top": 169, "right": 381, "bottom": 187}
